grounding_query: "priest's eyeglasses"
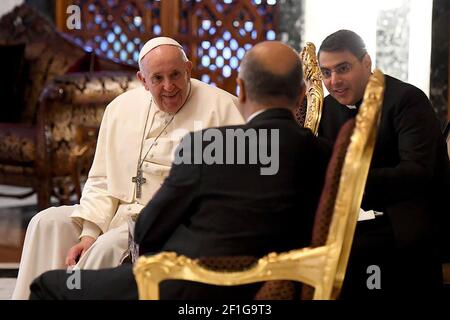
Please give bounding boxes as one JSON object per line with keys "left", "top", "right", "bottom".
{"left": 320, "top": 62, "right": 353, "bottom": 79}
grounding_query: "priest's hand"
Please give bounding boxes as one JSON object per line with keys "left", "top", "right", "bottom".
{"left": 65, "top": 236, "right": 96, "bottom": 266}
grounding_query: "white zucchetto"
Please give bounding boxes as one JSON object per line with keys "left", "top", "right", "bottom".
{"left": 138, "top": 37, "right": 184, "bottom": 62}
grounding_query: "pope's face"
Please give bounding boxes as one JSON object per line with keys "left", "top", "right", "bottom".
{"left": 138, "top": 46, "right": 192, "bottom": 114}
{"left": 318, "top": 50, "right": 371, "bottom": 106}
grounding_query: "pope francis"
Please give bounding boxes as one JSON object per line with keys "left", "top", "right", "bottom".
{"left": 12, "top": 37, "right": 244, "bottom": 299}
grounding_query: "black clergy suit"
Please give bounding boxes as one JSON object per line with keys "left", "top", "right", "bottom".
{"left": 30, "top": 108, "right": 331, "bottom": 300}
{"left": 319, "top": 75, "right": 450, "bottom": 298}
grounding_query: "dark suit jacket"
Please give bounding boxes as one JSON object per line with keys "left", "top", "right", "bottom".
{"left": 135, "top": 108, "right": 330, "bottom": 299}
{"left": 319, "top": 75, "right": 449, "bottom": 250}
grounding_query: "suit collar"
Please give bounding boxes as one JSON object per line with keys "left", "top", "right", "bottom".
{"left": 247, "top": 109, "right": 269, "bottom": 123}
{"left": 247, "top": 108, "right": 294, "bottom": 124}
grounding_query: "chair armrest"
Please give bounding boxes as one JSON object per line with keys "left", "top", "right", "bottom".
{"left": 133, "top": 247, "right": 327, "bottom": 300}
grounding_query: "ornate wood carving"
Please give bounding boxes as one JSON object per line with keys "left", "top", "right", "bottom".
{"left": 56, "top": 0, "right": 279, "bottom": 94}
{"left": 59, "top": 0, "right": 162, "bottom": 65}
{"left": 300, "top": 42, "right": 323, "bottom": 135}
{"left": 178, "top": 0, "right": 278, "bottom": 93}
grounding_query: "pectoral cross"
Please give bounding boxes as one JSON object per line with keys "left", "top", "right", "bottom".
{"left": 132, "top": 168, "right": 146, "bottom": 199}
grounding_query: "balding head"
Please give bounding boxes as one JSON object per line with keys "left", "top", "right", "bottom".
{"left": 238, "top": 41, "right": 303, "bottom": 107}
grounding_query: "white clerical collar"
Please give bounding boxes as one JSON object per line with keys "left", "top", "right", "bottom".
{"left": 345, "top": 104, "right": 357, "bottom": 110}
{"left": 246, "top": 109, "right": 269, "bottom": 123}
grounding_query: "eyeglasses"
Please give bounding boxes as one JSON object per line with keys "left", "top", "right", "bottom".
{"left": 320, "top": 62, "right": 353, "bottom": 79}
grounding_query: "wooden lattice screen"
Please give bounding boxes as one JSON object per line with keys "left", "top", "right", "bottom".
{"left": 56, "top": 0, "right": 279, "bottom": 94}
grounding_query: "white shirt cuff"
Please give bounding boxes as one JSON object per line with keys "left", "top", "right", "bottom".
{"left": 79, "top": 220, "right": 101, "bottom": 240}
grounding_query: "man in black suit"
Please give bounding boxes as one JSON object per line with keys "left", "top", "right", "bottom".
{"left": 29, "top": 41, "right": 331, "bottom": 299}
{"left": 317, "top": 29, "right": 449, "bottom": 299}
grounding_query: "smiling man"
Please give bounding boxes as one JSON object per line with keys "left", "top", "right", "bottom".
{"left": 137, "top": 40, "right": 192, "bottom": 114}
{"left": 12, "top": 37, "right": 244, "bottom": 299}
{"left": 318, "top": 30, "right": 449, "bottom": 299}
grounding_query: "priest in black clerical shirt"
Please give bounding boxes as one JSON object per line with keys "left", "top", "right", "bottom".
{"left": 317, "top": 29, "right": 450, "bottom": 299}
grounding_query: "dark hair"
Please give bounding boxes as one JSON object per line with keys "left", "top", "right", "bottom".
{"left": 318, "top": 29, "right": 367, "bottom": 61}
{"left": 240, "top": 52, "right": 302, "bottom": 105}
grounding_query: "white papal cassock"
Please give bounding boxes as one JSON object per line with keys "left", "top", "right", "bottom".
{"left": 12, "top": 78, "right": 244, "bottom": 299}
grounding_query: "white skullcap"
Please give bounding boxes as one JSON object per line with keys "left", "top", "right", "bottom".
{"left": 138, "top": 37, "right": 184, "bottom": 62}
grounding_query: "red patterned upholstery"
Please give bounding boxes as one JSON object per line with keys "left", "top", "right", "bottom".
{"left": 294, "top": 99, "right": 307, "bottom": 127}
{"left": 198, "top": 256, "right": 258, "bottom": 272}
{"left": 310, "top": 119, "right": 356, "bottom": 248}
{"left": 255, "top": 280, "right": 299, "bottom": 300}
{"left": 254, "top": 119, "right": 356, "bottom": 300}
{"left": 301, "top": 119, "right": 355, "bottom": 299}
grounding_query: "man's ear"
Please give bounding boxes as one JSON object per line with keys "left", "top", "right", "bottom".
{"left": 185, "top": 61, "right": 193, "bottom": 79}
{"left": 136, "top": 71, "right": 147, "bottom": 89}
{"left": 237, "top": 78, "right": 246, "bottom": 104}
{"left": 363, "top": 53, "right": 372, "bottom": 71}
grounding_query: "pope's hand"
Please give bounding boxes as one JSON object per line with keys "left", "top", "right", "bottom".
{"left": 65, "top": 236, "right": 96, "bottom": 267}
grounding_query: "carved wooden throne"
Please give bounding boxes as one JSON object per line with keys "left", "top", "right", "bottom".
{"left": 0, "top": 4, "right": 139, "bottom": 209}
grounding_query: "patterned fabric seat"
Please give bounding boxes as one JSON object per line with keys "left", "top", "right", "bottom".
{"left": 0, "top": 4, "right": 138, "bottom": 209}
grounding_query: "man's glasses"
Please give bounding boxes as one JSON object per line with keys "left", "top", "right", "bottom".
{"left": 320, "top": 62, "right": 353, "bottom": 79}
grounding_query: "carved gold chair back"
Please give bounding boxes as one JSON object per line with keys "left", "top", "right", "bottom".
{"left": 295, "top": 42, "right": 324, "bottom": 135}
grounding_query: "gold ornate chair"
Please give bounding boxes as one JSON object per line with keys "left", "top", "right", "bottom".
{"left": 295, "top": 42, "right": 323, "bottom": 135}
{"left": 133, "top": 70, "right": 385, "bottom": 300}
